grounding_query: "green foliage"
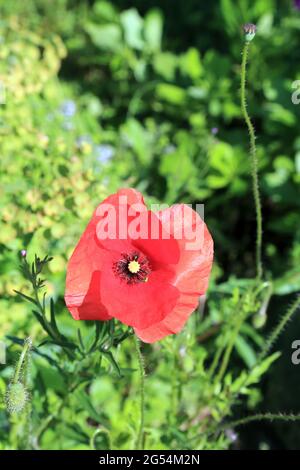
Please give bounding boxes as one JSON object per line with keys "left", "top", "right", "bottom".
{"left": 0, "top": 0, "right": 300, "bottom": 451}
{"left": 1, "top": 254, "right": 292, "bottom": 450}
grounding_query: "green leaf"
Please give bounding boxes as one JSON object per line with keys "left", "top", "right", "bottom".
{"left": 120, "top": 8, "right": 144, "bottom": 50}
{"left": 180, "top": 48, "right": 203, "bottom": 79}
{"left": 156, "top": 83, "right": 186, "bottom": 105}
{"left": 75, "top": 390, "right": 103, "bottom": 423}
{"left": 274, "top": 268, "right": 300, "bottom": 295}
{"left": 121, "top": 118, "right": 151, "bottom": 164}
{"left": 77, "top": 328, "right": 85, "bottom": 352}
{"left": 32, "top": 310, "right": 51, "bottom": 335}
{"left": 240, "top": 323, "right": 264, "bottom": 347}
{"left": 89, "top": 321, "right": 105, "bottom": 352}
{"left": 235, "top": 335, "right": 257, "bottom": 368}
{"left": 93, "top": 1, "right": 118, "bottom": 21}
{"left": 245, "top": 352, "right": 281, "bottom": 387}
{"left": 49, "top": 298, "right": 60, "bottom": 336}
{"left": 85, "top": 23, "right": 122, "bottom": 51}
{"left": 39, "top": 339, "right": 77, "bottom": 350}
{"left": 37, "top": 362, "right": 66, "bottom": 393}
{"left": 160, "top": 150, "right": 194, "bottom": 185}
{"left": 144, "top": 9, "right": 163, "bottom": 51}
{"left": 207, "top": 142, "right": 246, "bottom": 189}
{"left": 101, "top": 350, "right": 122, "bottom": 377}
{"left": 153, "top": 52, "right": 177, "bottom": 80}
{"left": 13, "top": 290, "right": 38, "bottom": 307}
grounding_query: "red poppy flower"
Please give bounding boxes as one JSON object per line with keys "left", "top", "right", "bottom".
{"left": 64, "top": 188, "right": 213, "bottom": 343}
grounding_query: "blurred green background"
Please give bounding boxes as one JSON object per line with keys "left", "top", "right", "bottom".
{"left": 1, "top": 0, "right": 300, "bottom": 449}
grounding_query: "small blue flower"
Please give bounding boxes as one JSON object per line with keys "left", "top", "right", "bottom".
{"left": 211, "top": 127, "right": 219, "bottom": 135}
{"left": 60, "top": 100, "right": 76, "bottom": 118}
{"left": 94, "top": 144, "right": 115, "bottom": 163}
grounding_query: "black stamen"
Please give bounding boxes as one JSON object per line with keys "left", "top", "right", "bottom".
{"left": 113, "top": 251, "right": 151, "bottom": 285}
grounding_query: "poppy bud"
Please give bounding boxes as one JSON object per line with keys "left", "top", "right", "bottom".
{"left": 5, "top": 382, "right": 28, "bottom": 414}
{"left": 243, "top": 23, "right": 256, "bottom": 42}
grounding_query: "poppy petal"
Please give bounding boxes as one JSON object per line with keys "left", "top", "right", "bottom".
{"left": 131, "top": 211, "right": 180, "bottom": 265}
{"left": 65, "top": 217, "right": 111, "bottom": 321}
{"left": 95, "top": 189, "right": 147, "bottom": 253}
{"left": 134, "top": 204, "right": 213, "bottom": 342}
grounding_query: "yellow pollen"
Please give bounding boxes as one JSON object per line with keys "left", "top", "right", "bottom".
{"left": 128, "top": 260, "right": 140, "bottom": 274}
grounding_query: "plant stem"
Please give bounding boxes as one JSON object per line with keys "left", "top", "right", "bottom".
{"left": 208, "top": 338, "right": 226, "bottom": 379}
{"left": 170, "top": 346, "right": 181, "bottom": 425}
{"left": 214, "top": 292, "right": 249, "bottom": 383}
{"left": 13, "top": 337, "right": 32, "bottom": 384}
{"left": 133, "top": 335, "right": 145, "bottom": 450}
{"left": 215, "top": 313, "right": 244, "bottom": 383}
{"left": 219, "top": 412, "right": 300, "bottom": 432}
{"left": 258, "top": 295, "right": 300, "bottom": 362}
{"left": 241, "top": 41, "right": 263, "bottom": 280}
{"left": 190, "top": 412, "right": 300, "bottom": 444}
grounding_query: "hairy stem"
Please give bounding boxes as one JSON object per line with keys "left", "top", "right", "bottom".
{"left": 191, "top": 412, "right": 300, "bottom": 444}
{"left": 241, "top": 41, "right": 263, "bottom": 280}
{"left": 258, "top": 295, "right": 300, "bottom": 362}
{"left": 219, "top": 412, "right": 300, "bottom": 432}
{"left": 134, "top": 335, "right": 145, "bottom": 450}
{"left": 13, "top": 337, "right": 32, "bottom": 384}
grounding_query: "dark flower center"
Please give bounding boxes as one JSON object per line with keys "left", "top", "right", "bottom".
{"left": 113, "top": 251, "right": 151, "bottom": 284}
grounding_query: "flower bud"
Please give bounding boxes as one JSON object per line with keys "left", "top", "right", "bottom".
{"left": 5, "top": 381, "right": 28, "bottom": 414}
{"left": 243, "top": 23, "right": 256, "bottom": 42}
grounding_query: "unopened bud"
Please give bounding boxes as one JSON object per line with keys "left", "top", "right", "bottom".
{"left": 5, "top": 382, "right": 28, "bottom": 414}
{"left": 243, "top": 23, "right": 256, "bottom": 42}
